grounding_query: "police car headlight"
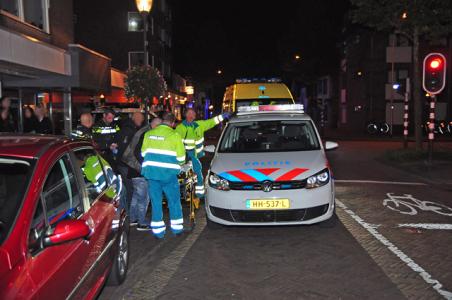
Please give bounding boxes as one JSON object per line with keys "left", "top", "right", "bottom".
{"left": 305, "top": 169, "right": 330, "bottom": 189}
{"left": 209, "top": 172, "right": 230, "bottom": 191}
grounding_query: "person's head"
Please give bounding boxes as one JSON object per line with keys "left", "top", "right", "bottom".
{"left": 34, "top": 104, "right": 46, "bottom": 120}
{"left": 132, "top": 112, "right": 145, "bottom": 128}
{"left": 103, "top": 108, "right": 115, "bottom": 124}
{"left": 80, "top": 113, "right": 94, "bottom": 129}
{"left": 24, "top": 106, "right": 34, "bottom": 119}
{"left": 0, "top": 97, "right": 11, "bottom": 109}
{"left": 150, "top": 117, "right": 162, "bottom": 129}
{"left": 162, "top": 112, "right": 176, "bottom": 128}
{"left": 185, "top": 108, "right": 196, "bottom": 123}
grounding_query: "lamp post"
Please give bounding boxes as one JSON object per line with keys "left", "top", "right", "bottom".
{"left": 135, "top": 0, "right": 153, "bottom": 66}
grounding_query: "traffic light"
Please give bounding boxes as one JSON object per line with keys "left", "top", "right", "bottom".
{"left": 423, "top": 53, "right": 446, "bottom": 95}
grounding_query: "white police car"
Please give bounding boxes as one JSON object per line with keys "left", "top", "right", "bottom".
{"left": 204, "top": 104, "right": 338, "bottom": 226}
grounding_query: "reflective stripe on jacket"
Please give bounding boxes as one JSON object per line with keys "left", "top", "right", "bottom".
{"left": 141, "top": 124, "right": 186, "bottom": 181}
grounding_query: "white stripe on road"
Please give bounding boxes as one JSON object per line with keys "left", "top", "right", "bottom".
{"left": 398, "top": 223, "right": 452, "bottom": 230}
{"left": 336, "top": 199, "right": 452, "bottom": 299}
{"left": 335, "top": 179, "right": 427, "bottom": 186}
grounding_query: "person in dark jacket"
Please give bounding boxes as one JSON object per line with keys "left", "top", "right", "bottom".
{"left": 116, "top": 112, "right": 146, "bottom": 215}
{"left": 0, "top": 97, "right": 16, "bottom": 133}
{"left": 23, "top": 106, "right": 38, "bottom": 133}
{"left": 121, "top": 114, "right": 161, "bottom": 230}
{"left": 34, "top": 104, "right": 53, "bottom": 134}
{"left": 71, "top": 113, "right": 94, "bottom": 139}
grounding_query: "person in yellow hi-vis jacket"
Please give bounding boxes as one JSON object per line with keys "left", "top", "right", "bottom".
{"left": 175, "top": 108, "right": 230, "bottom": 198}
{"left": 141, "top": 112, "right": 186, "bottom": 238}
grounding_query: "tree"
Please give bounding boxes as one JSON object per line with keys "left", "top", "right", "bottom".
{"left": 350, "top": 0, "right": 452, "bottom": 150}
{"left": 125, "top": 65, "right": 167, "bottom": 116}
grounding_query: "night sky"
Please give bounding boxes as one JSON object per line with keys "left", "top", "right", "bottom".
{"left": 172, "top": 0, "right": 350, "bottom": 82}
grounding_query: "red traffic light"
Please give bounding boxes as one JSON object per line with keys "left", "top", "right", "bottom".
{"left": 429, "top": 58, "right": 442, "bottom": 70}
{"left": 423, "top": 53, "right": 447, "bottom": 95}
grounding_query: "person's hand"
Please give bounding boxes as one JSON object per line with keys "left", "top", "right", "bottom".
{"left": 222, "top": 113, "right": 232, "bottom": 121}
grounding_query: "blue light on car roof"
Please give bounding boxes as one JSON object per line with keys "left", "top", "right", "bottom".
{"left": 258, "top": 86, "right": 266, "bottom": 91}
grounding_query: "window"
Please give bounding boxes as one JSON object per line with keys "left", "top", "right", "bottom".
{"left": 0, "top": 157, "right": 34, "bottom": 245}
{"left": 128, "top": 12, "right": 143, "bottom": 32}
{"left": 73, "top": 149, "right": 108, "bottom": 204}
{"left": 0, "top": 0, "right": 49, "bottom": 32}
{"left": 42, "top": 155, "right": 83, "bottom": 226}
{"left": 128, "top": 51, "right": 145, "bottom": 68}
{"left": 219, "top": 120, "right": 320, "bottom": 153}
{"left": 0, "top": 0, "right": 19, "bottom": 16}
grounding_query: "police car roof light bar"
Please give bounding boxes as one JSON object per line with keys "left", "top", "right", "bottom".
{"left": 237, "top": 104, "right": 304, "bottom": 113}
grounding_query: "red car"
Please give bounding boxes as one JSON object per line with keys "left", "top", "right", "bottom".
{"left": 0, "top": 135, "right": 129, "bottom": 299}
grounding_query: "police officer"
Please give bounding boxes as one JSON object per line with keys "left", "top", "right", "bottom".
{"left": 141, "top": 112, "right": 185, "bottom": 238}
{"left": 92, "top": 108, "right": 120, "bottom": 168}
{"left": 175, "top": 108, "right": 229, "bottom": 198}
{"left": 72, "top": 113, "right": 94, "bottom": 139}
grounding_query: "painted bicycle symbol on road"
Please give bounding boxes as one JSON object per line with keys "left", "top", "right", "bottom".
{"left": 383, "top": 193, "right": 452, "bottom": 216}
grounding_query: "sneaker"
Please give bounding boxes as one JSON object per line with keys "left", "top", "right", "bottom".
{"left": 130, "top": 220, "right": 138, "bottom": 227}
{"left": 137, "top": 224, "right": 152, "bottom": 231}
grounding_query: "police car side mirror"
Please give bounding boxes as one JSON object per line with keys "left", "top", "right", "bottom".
{"left": 204, "top": 145, "right": 216, "bottom": 153}
{"left": 324, "top": 141, "right": 338, "bottom": 151}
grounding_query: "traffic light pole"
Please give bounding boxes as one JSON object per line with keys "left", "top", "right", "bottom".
{"left": 428, "top": 95, "right": 436, "bottom": 165}
{"left": 403, "top": 78, "right": 410, "bottom": 149}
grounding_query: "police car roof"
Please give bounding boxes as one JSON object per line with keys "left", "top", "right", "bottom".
{"left": 229, "top": 112, "right": 312, "bottom": 123}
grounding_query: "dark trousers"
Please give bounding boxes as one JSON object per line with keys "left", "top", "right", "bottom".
{"left": 117, "top": 165, "right": 133, "bottom": 211}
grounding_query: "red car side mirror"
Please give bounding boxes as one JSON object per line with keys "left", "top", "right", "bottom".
{"left": 43, "top": 219, "right": 91, "bottom": 247}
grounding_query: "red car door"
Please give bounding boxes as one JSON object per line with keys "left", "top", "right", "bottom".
{"left": 69, "top": 148, "right": 120, "bottom": 299}
{"left": 25, "top": 154, "right": 92, "bottom": 299}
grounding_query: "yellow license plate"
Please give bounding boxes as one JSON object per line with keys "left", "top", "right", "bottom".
{"left": 246, "top": 199, "right": 290, "bottom": 210}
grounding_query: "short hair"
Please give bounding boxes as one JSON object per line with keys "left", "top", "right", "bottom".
{"left": 162, "top": 112, "right": 176, "bottom": 124}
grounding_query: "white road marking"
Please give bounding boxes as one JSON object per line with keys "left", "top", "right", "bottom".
{"left": 335, "top": 179, "right": 427, "bottom": 186}
{"left": 336, "top": 199, "right": 452, "bottom": 299}
{"left": 383, "top": 193, "right": 452, "bottom": 216}
{"left": 398, "top": 223, "right": 452, "bottom": 230}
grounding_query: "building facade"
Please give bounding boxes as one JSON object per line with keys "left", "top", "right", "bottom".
{"left": 0, "top": 0, "right": 127, "bottom": 135}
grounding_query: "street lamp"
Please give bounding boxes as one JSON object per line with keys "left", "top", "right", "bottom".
{"left": 135, "top": 0, "right": 154, "bottom": 66}
{"left": 295, "top": 55, "right": 301, "bottom": 60}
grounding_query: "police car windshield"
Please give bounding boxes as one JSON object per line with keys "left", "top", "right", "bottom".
{"left": 236, "top": 99, "right": 293, "bottom": 108}
{"left": 219, "top": 120, "right": 320, "bottom": 153}
{"left": 0, "top": 157, "right": 35, "bottom": 245}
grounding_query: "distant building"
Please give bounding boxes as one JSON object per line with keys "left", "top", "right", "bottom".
{"left": 0, "top": 0, "right": 126, "bottom": 135}
{"left": 74, "top": 0, "right": 173, "bottom": 81}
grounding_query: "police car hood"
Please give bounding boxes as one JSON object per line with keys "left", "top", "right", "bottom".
{"left": 211, "top": 151, "right": 327, "bottom": 182}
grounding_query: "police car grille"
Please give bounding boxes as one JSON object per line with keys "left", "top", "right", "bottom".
{"left": 210, "top": 204, "right": 329, "bottom": 223}
{"left": 229, "top": 180, "right": 306, "bottom": 191}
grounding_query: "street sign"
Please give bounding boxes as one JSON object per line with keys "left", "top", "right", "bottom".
{"left": 422, "top": 53, "right": 447, "bottom": 95}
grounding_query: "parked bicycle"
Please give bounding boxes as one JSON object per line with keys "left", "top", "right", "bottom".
{"left": 423, "top": 120, "right": 452, "bottom": 136}
{"left": 383, "top": 193, "right": 452, "bottom": 216}
{"left": 366, "top": 121, "right": 390, "bottom": 135}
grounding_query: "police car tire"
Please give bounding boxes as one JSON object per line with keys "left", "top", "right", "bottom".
{"left": 206, "top": 216, "right": 223, "bottom": 230}
{"left": 319, "top": 212, "right": 338, "bottom": 228}
{"left": 107, "top": 220, "right": 130, "bottom": 286}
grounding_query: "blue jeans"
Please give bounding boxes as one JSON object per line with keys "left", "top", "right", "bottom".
{"left": 187, "top": 150, "right": 204, "bottom": 197}
{"left": 129, "top": 177, "right": 149, "bottom": 225}
{"left": 148, "top": 176, "right": 183, "bottom": 237}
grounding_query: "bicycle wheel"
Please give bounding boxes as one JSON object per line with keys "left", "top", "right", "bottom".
{"left": 380, "top": 123, "right": 390, "bottom": 134}
{"left": 383, "top": 199, "right": 418, "bottom": 215}
{"left": 422, "top": 201, "right": 452, "bottom": 216}
{"left": 367, "top": 123, "right": 378, "bottom": 134}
